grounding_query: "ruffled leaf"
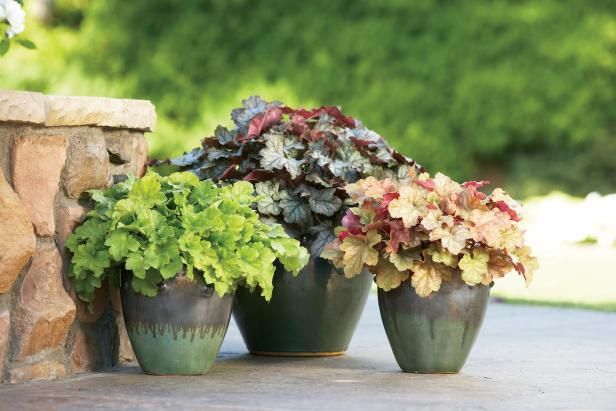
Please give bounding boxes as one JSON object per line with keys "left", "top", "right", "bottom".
{"left": 411, "top": 256, "right": 454, "bottom": 297}
{"left": 247, "top": 107, "right": 283, "bottom": 137}
{"left": 339, "top": 230, "right": 382, "bottom": 278}
{"left": 255, "top": 181, "right": 283, "bottom": 216}
{"left": 308, "top": 188, "right": 343, "bottom": 216}
{"left": 279, "top": 195, "right": 312, "bottom": 227}
{"left": 459, "top": 249, "right": 490, "bottom": 285}
{"left": 388, "top": 248, "right": 421, "bottom": 271}
{"left": 375, "top": 258, "right": 409, "bottom": 291}
{"left": 259, "top": 133, "right": 304, "bottom": 178}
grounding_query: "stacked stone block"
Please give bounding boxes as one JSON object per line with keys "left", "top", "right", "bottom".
{"left": 0, "top": 90, "right": 155, "bottom": 383}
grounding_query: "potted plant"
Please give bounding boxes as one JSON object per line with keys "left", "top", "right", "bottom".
{"left": 66, "top": 172, "right": 308, "bottom": 375}
{"left": 166, "top": 96, "right": 420, "bottom": 356}
{"left": 321, "top": 171, "right": 538, "bottom": 373}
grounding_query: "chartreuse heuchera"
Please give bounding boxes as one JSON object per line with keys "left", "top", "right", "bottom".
{"left": 166, "top": 96, "right": 421, "bottom": 256}
{"left": 66, "top": 172, "right": 309, "bottom": 305}
{"left": 321, "top": 171, "right": 539, "bottom": 297}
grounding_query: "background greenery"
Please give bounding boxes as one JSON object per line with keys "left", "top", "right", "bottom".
{"left": 2, "top": 0, "right": 615, "bottom": 197}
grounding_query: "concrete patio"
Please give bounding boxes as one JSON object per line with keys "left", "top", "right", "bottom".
{"left": 1, "top": 296, "right": 614, "bottom": 410}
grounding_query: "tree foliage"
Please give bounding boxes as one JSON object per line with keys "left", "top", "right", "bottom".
{"left": 8, "top": 0, "right": 614, "bottom": 196}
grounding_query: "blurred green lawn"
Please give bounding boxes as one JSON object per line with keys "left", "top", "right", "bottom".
{"left": 492, "top": 244, "right": 616, "bottom": 311}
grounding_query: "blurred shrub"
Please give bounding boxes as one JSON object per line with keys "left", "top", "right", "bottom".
{"left": 51, "top": 0, "right": 87, "bottom": 28}
{"left": 7, "top": 0, "right": 616, "bottom": 196}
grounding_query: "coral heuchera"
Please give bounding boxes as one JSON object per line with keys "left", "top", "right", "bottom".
{"left": 321, "top": 172, "right": 539, "bottom": 297}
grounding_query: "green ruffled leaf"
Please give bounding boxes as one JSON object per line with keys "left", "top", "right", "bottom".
{"left": 125, "top": 253, "right": 147, "bottom": 279}
{"left": 66, "top": 172, "right": 309, "bottom": 304}
{"left": 131, "top": 270, "right": 162, "bottom": 297}
{"left": 105, "top": 230, "right": 141, "bottom": 261}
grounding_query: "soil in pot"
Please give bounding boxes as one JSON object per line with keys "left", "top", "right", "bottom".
{"left": 233, "top": 256, "right": 372, "bottom": 356}
{"left": 378, "top": 276, "right": 489, "bottom": 373}
{"left": 121, "top": 273, "right": 233, "bottom": 375}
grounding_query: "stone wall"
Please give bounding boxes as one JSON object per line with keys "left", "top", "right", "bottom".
{"left": 0, "top": 90, "right": 156, "bottom": 383}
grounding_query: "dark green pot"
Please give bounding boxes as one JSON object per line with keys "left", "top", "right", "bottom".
{"left": 121, "top": 273, "right": 233, "bottom": 375}
{"left": 233, "top": 256, "right": 372, "bottom": 356}
{"left": 378, "top": 276, "right": 489, "bottom": 373}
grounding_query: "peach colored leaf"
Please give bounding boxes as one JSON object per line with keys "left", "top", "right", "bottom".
{"left": 429, "top": 225, "right": 472, "bottom": 255}
{"left": 490, "top": 188, "right": 521, "bottom": 210}
{"left": 339, "top": 230, "right": 382, "bottom": 278}
{"left": 456, "top": 187, "right": 485, "bottom": 216}
{"left": 388, "top": 185, "right": 424, "bottom": 228}
{"left": 410, "top": 256, "right": 454, "bottom": 297}
{"left": 500, "top": 225, "right": 525, "bottom": 253}
{"left": 345, "top": 176, "right": 398, "bottom": 203}
{"left": 468, "top": 209, "right": 507, "bottom": 248}
{"left": 434, "top": 172, "right": 462, "bottom": 198}
{"left": 515, "top": 246, "right": 539, "bottom": 286}
{"left": 421, "top": 208, "right": 444, "bottom": 230}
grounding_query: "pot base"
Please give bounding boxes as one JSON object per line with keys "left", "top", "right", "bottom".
{"left": 234, "top": 257, "right": 372, "bottom": 356}
{"left": 378, "top": 277, "right": 489, "bottom": 373}
{"left": 121, "top": 273, "right": 233, "bottom": 376}
{"left": 250, "top": 350, "right": 345, "bottom": 357}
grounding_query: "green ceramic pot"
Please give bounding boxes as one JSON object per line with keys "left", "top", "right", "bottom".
{"left": 378, "top": 276, "right": 489, "bottom": 373}
{"left": 233, "top": 256, "right": 372, "bottom": 356}
{"left": 121, "top": 273, "right": 233, "bottom": 375}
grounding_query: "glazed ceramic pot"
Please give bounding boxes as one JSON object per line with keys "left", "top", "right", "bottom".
{"left": 121, "top": 273, "right": 233, "bottom": 375}
{"left": 233, "top": 256, "right": 372, "bottom": 356}
{"left": 378, "top": 276, "right": 489, "bottom": 373}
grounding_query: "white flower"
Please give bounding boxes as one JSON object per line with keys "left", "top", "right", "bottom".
{"left": 1, "top": 0, "right": 26, "bottom": 38}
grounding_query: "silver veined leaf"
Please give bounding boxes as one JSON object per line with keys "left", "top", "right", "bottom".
{"left": 231, "top": 96, "right": 268, "bottom": 127}
{"left": 308, "top": 188, "right": 342, "bottom": 216}
{"left": 259, "top": 134, "right": 304, "bottom": 179}
{"left": 255, "top": 181, "right": 282, "bottom": 216}
{"left": 214, "top": 126, "right": 236, "bottom": 145}
{"left": 169, "top": 147, "right": 205, "bottom": 167}
{"left": 305, "top": 172, "right": 333, "bottom": 187}
{"left": 307, "top": 140, "right": 332, "bottom": 167}
{"left": 279, "top": 195, "right": 312, "bottom": 226}
{"left": 308, "top": 222, "right": 336, "bottom": 256}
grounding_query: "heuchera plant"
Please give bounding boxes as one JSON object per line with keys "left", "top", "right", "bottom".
{"left": 321, "top": 172, "right": 539, "bottom": 297}
{"left": 66, "top": 172, "right": 309, "bottom": 304}
{"left": 167, "top": 96, "right": 420, "bottom": 255}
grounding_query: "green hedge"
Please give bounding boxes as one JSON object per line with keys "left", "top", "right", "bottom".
{"left": 30, "top": 0, "right": 616, "bottom": 196}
